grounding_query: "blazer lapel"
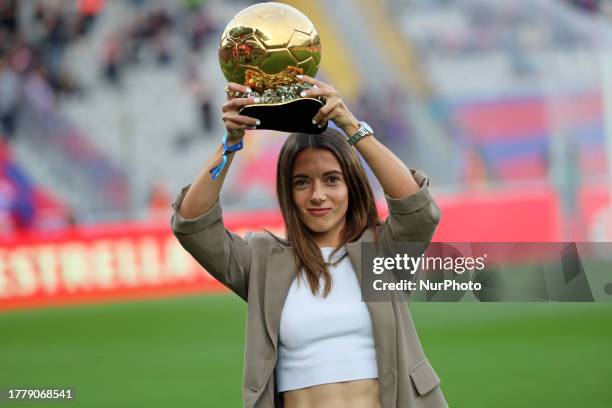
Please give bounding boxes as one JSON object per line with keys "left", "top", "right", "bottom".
{"left": 264, "top": 245, "right": 296, "bottom": 349}
{"left": 347, "top": 232, "right": 398, "bottom": 408}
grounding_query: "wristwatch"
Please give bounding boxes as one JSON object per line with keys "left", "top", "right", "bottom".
{"left": 346, "top": 121, "right": 373, "bottom": 146}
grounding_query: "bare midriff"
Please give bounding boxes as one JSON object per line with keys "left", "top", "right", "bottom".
{"left": 282, "top": 378, "right": 382, "bottom": 408}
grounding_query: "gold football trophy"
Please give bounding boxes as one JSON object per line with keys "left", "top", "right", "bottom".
{"left": 219, "top": 2, "right": 325, "bottom": 133}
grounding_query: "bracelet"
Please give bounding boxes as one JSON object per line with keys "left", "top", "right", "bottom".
{"left": 209, "top": 130, "right": 243, "bottom": 180}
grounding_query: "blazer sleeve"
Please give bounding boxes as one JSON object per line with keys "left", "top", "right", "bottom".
{"left": 379, "top": 168, "right": 441, "bottom": 245}
{"left": 170, "top": 185, "right": 252, "bottom": 301}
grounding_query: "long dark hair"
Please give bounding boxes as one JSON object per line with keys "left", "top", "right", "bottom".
{"left": 276, "top": 128, "right": 381, "bottom": 297}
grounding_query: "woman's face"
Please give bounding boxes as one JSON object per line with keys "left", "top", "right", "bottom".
{"left": 291, "top": 148, "right": 349, "bottom": 247}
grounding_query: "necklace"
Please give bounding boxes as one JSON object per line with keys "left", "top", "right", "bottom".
{"left": 325, "top": 252, "right": 349, "bottom": 268}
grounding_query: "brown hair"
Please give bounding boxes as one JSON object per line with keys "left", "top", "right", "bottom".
{"left": 276, "top": 128, "right": 381, "bottom": 297}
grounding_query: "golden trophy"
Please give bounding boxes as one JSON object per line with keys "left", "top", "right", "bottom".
{"left": 219, "top": 2, "right": 325, "bottom": 133}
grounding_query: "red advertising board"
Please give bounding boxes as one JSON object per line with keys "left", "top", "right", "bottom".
{"left": 0, "top": 210, "right": 285, "bottom": 311}
{"left": 1, "top": 185, "right": 608, "bottom": 311}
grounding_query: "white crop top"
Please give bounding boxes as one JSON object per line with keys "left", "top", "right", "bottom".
{"left": 275, "top": 247, "right": 378, "bottom": 392}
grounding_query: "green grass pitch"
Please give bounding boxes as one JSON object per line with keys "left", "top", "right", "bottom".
{"left": 1, "top": 295, "right": 611, "bottom": 407}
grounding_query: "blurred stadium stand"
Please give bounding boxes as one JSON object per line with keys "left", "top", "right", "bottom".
{"left": 0, "top": 0, "right": 611, "bottom": 242}
{"left": 0, "top": 140, "right": 68, "bottom": 233}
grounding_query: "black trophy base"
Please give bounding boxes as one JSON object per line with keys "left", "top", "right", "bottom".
{"left": 239, "top": 98, "right": 327, "bottom": 134}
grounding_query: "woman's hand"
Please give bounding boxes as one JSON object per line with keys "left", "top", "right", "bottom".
{"left": 222, "top": 82, "right": 261, "bottom": 143}
{"left": 297, "top": 75, "right": 361, "bottom": 136}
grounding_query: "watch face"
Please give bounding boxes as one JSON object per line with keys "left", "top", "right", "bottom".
{"left": 361, "top": 121, "right": 373, "bottom": 134}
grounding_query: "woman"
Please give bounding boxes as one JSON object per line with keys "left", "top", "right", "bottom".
{"left": 171, "top": 76, "right": 448, "bottom": 408}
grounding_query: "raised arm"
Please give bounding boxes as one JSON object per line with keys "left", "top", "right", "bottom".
{"left": 179, "top": 83, "right": 259, "bottom": 218}
{"left": 298, "top": 75, "right": 440, "bottom": 243}
{"left": 171, "top": 83, "right": 260, "bottom": 300}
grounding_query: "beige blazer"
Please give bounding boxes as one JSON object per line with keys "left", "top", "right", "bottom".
{"left": 171, "top": 169, "right": 449, "bottom": 408}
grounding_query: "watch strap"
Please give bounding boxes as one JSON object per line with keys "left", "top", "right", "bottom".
{"left": 347, "top": 122, "right": 373, "bottom": 146}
